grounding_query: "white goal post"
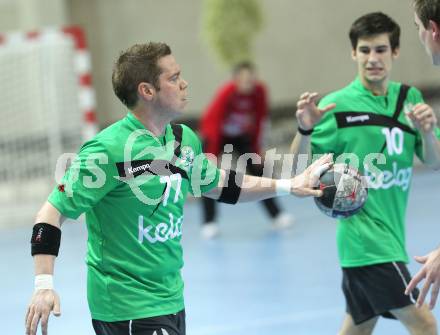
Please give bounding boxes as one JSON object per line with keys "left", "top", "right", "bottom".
{"left": 0, "top": 26, "right": 98, "bottom": 224}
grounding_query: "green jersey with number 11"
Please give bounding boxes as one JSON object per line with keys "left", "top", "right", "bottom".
{"left": 312, "top": 77, "right": 440, "bottom": 268}
{"left": 49, "top": 112, "right": 220, "bottom": 321}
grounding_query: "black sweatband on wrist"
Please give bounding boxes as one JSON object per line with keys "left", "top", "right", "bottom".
{"left": 297, "top": 126, "right": 314, "bottom": 136}
{"left": 217, "top": 169, "right": 244, "bottom": 204}
{"left": 31, "top": 223, "right": 61, "bottom": 256}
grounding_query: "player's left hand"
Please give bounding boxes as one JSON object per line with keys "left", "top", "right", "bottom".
{"left": 407, "top": 103, "right": 438, "bottom": 134}
{"left": 405, "top": 247, "right": 440, "bottom": 309}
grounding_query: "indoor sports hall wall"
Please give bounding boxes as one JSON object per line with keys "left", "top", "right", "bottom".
{"left": 0, "top": 0, "right": 439, "bottom": 126}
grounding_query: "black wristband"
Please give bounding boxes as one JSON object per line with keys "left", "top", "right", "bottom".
{"left": 31, "top": 223, "right": 61, "bottom": 256}
{"left": 297, "top": 126, "right": 314, "bottom": 136}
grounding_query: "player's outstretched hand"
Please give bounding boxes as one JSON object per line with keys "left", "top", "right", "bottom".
{"left": 291, "top": 154, "right": 333, "bottom": 197}
{"left": 406, "top": 103, "right": 438, "bottom": 134}
{"left": 296, "top": 92, "right": 336, "bottom": 131}
{"left": 25, "top": 289, "right": 61, "bottom": 335}
{"left": 405, "top": 247, "right": 440, "bottom": 310}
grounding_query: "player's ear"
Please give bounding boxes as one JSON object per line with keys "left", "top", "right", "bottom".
{"left": 138, "top": 82, "right": 155, "bottom": 102}
{"left": 351, "top": 48, "right": 357, "bottom": 61}
{"left": 429, "top": 20, "right": 440, "bottom": 40}
{"left": 392, "top": 47, "right": 400, "bottom": 60}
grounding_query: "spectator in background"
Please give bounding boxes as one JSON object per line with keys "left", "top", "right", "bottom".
{"left": 199, "top": 62, "right": 294, "bottom": 239}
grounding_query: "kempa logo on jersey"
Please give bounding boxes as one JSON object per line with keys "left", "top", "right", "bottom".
{"left": 364, "top": 162, "right": 412, "bottom": 191}
{"left": 346, "top": 115, "right": 370, "bottom": 123}
{"left": 138, "top": 213, "right": 184, "bottom": 244}
{"left": 127, "top": 162, "right": 151, "bottom": 175}
{"left": 153, "top": 329, "right": 169, "bottom": 335}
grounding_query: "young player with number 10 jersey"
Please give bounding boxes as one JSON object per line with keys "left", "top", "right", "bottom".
{"left": 290, "top": 12, "right": 440, "bottom": 334}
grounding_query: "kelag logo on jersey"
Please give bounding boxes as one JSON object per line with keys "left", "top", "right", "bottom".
{"left": 364, "top": 162, "right": 412, "bottom": 191}
{"left": 138, "top": 213, "right": 183, "bottom": 244}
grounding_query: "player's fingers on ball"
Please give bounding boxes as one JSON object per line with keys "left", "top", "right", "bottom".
{"left": 310, "top": 162, "right": 331, "bottom": 187}
{"left": 307, "top": 155, "right": 332, "bottom": 179}
{"left": 310, "top": 189, "right": 323, "bottom": 197}
{"left": 308, "top": 157, "right": 323, "bottom": 172}
{"left": 300, "top": 187, "right": 321, "bottom": 197}
{"left": 309, "top": 171, "right": 320, "bottom": 187}
{"left": 311, "top": 162, "right": 331, "bottom": 177}
{"left": 318, "top": 153, "right": 333, "bottom": 165}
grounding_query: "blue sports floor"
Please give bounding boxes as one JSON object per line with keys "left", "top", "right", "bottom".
{"left": 2, "top": 168, "right": 440, "bottom": 334}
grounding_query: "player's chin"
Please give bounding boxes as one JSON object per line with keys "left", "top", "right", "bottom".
{"left": 173, "top": 105, "right": 187, "bottom": 115}
{"left": 365, "top": 73, "right": 386, "bottom": 82}
{"left": 179, "top": 100, "right": 188, "bottom": 111}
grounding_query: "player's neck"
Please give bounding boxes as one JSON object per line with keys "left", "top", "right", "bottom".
{"left": 132, "top": 107, "right": 172, "bottom": 136}
{"left": 361, "top": 77, "right": 388, "bottom": 96}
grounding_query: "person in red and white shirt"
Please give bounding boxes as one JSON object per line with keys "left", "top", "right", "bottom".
{"left": 199, "top": 62, "right": 294, "bottom": 238}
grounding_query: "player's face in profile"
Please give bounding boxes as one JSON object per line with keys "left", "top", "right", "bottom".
{"left": 235, "top": 68, "right": 256, "bottom": 94}
{"left": 352, "top": 33, "right": 399, "bottom": 89}
{"left": 414, "top": 12, "right": 440, "bottom": 65}
{"left": 154, "top": 55, "right": 188, "bottom": 116}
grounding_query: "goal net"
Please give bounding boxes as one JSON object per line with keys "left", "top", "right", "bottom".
{"left": 0, "top": 26, "right": 97, "bottom": 225}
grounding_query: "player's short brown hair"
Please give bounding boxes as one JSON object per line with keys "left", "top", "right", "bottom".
{"left": 112, "top": 42, "right": 171, "bottom": 109}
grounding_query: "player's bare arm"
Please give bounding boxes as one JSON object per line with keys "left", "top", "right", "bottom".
{"left": 25, "top": 202, "right": 64, "bottom": 335}
{"left": 203, "top": 153, "right": 333, "bottom": 201}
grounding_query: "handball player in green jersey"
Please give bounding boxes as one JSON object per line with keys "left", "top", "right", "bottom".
{"left": 406, "top": 0, "right": 440, "bottom": 311}
{"left": 290, "top": 12, "right": 440, "bottom": 335}
{"left": 25, "top": 42, "right": 332, "bottom": 335}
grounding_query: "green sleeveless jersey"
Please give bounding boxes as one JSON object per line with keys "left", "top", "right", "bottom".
{"left": 312, "top": 77, "right": 440, "bottom": 267}
{"left": 48, "top": 112, "right": 220, "bottom": 321}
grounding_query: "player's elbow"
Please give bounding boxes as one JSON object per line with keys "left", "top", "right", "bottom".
{"left": 34, "top": 201, "right": 62, "bottom": 227}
